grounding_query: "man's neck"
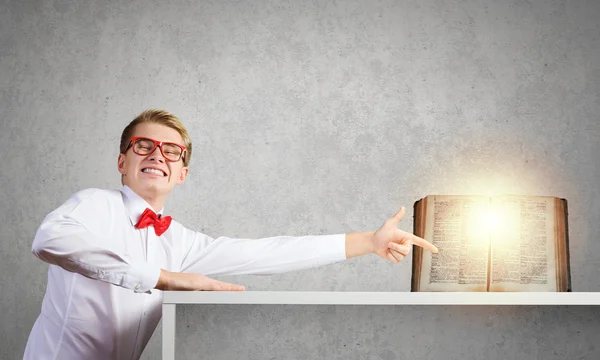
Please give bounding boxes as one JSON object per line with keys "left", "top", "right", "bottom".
{"left": 127, "top": 185, "right": 167, "bottom": 212}
{"left": 143, "top": 195, "right": 166, "bottom": 213}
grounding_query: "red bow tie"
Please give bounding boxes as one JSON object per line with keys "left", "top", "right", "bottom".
{"left": 135, "top": 208, "right": 172, "bottom": 236}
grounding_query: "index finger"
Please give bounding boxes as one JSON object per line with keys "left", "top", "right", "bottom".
{"left": 411, "top": 235, "right": 439, "bottom": 253}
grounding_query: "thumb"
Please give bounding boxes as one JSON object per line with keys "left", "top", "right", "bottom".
{"left": 392, "top": 206, "right": 406, "bottom": 224}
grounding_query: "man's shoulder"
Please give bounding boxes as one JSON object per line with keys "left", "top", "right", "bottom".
{"left": 57, "top": 188, "right": 126, "bottom": 225}
{"left": 67, "top": 187, "right": 124, "bottom": 207}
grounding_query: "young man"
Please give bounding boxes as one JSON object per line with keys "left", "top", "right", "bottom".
{"left": 24, "top": 109, "right": 438, "bottom": 360}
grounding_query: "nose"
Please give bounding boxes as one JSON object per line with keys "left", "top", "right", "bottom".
{"left": 148, "top": 146, "right": 166, "bottom": 163}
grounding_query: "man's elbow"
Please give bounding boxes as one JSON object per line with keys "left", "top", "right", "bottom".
{"left": 31, "top": 227, "right": 53, "bottom": 262}
{"left": 31, "top": 236, "right": 46, "bottom": 260}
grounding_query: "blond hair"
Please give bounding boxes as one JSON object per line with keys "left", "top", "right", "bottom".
{"left": 120, "top": 109, "right": 192, "bottom": 167}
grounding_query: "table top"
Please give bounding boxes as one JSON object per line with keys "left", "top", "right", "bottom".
{"left": 162, "top": 291, "right": 600, "bottom": 305}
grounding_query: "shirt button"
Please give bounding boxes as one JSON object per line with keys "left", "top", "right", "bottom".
{"left": 135, "top": 284, "right": 141, "bottom": 291}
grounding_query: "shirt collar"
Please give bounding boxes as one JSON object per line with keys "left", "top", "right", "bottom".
{"left": 121, "top": 185, "right": 165, "bottom": 226}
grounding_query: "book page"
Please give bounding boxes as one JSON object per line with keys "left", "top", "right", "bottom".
{"left": 489, "top": 195, "right": 556, "bottom": 291}
{"left": 420, "top": 195, "right": 490, "bottom": 292}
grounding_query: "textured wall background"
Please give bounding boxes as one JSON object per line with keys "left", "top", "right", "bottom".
{"left": 1, "top": 0, "right": 599, "bottom": 359}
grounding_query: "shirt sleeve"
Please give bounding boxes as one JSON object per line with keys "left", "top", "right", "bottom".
{"left": 178, "top": 230, "right": 347, "bottom": 276}
{"left": 31, "top": 189, "right": 161, "bottom": 293}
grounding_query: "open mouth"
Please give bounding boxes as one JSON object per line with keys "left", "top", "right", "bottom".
{"left": 141, "top": 168, "right": 167, "bottom": 177}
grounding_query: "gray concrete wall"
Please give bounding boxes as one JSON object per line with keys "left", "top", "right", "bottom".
{"left": 1, "top": 0, "right": 599, "bottom": 359}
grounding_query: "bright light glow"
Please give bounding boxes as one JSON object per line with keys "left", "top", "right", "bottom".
{"left": 463, "top": 203, "right": 521, "bottom": 248}
{"left": 465, "top": 206, "right": 504, "bottom": 243}
{"left": 492, "top": 201, "right": 522, "bottom": 247}
{"left": 481, "top": 210, "right": 502, "bottom": 232}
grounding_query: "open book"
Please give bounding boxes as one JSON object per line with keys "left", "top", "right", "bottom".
{"left": 411, "top": 195, "right": 571, "bottom": 292}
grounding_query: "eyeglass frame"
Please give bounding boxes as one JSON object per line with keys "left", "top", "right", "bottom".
{"left": 125, "top": 136, "right": 187, "bottom": 162}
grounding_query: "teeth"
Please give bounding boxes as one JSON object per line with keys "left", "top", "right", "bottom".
{"left": 143, "top": 168, "right": 164, "bottom": 176}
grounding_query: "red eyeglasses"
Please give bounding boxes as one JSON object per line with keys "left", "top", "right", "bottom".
{"left": 126, "top": 137, "right": 187, "bottom": 162}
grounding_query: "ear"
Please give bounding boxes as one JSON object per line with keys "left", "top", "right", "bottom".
{"left": 176, "top": 166, "right": 189, "bottom": 184}
{"left": 117, "top": 153, "right": 127, "bottom": 175}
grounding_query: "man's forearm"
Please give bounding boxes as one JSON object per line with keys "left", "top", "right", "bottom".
{"left": 345, "top": 231, "right": 375, "bottom": 259}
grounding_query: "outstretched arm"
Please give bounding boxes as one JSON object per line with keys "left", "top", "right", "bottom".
{"left": 161, "top": 206, "right": 438, "bottom": 292}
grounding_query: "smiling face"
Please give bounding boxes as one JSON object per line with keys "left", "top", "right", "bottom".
{"left": 118, "top": 122, "right": 189, "bottom": 210}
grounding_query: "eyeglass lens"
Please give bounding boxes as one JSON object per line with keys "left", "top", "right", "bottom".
{"left": 133, "top": 138, "right": 183, "bottom": 161}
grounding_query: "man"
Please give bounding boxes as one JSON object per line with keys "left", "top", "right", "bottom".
{"left": 24, "top": 109, "right": 438, "bottom": 359}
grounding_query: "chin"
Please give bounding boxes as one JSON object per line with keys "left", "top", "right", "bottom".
{"left": 144, "top": 182, "right": 168, "bottom": 192}
{"left": 132, "top": 181, "right": 164, "bottom": 193}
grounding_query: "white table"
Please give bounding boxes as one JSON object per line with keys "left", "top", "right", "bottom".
{"left": 162, "top": 292, "right": 600, "bottom": 360}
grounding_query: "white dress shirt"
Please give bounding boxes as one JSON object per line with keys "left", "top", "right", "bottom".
{"left": 24, "top": 185, "right": 346, "bottom": 360}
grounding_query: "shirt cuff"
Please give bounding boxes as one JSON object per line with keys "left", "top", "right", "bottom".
{"left": 317, "top": 233, "right": 347, "bottom": 263}
{"left": 124, "top": 261, "right": 162, "bottom": 293}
